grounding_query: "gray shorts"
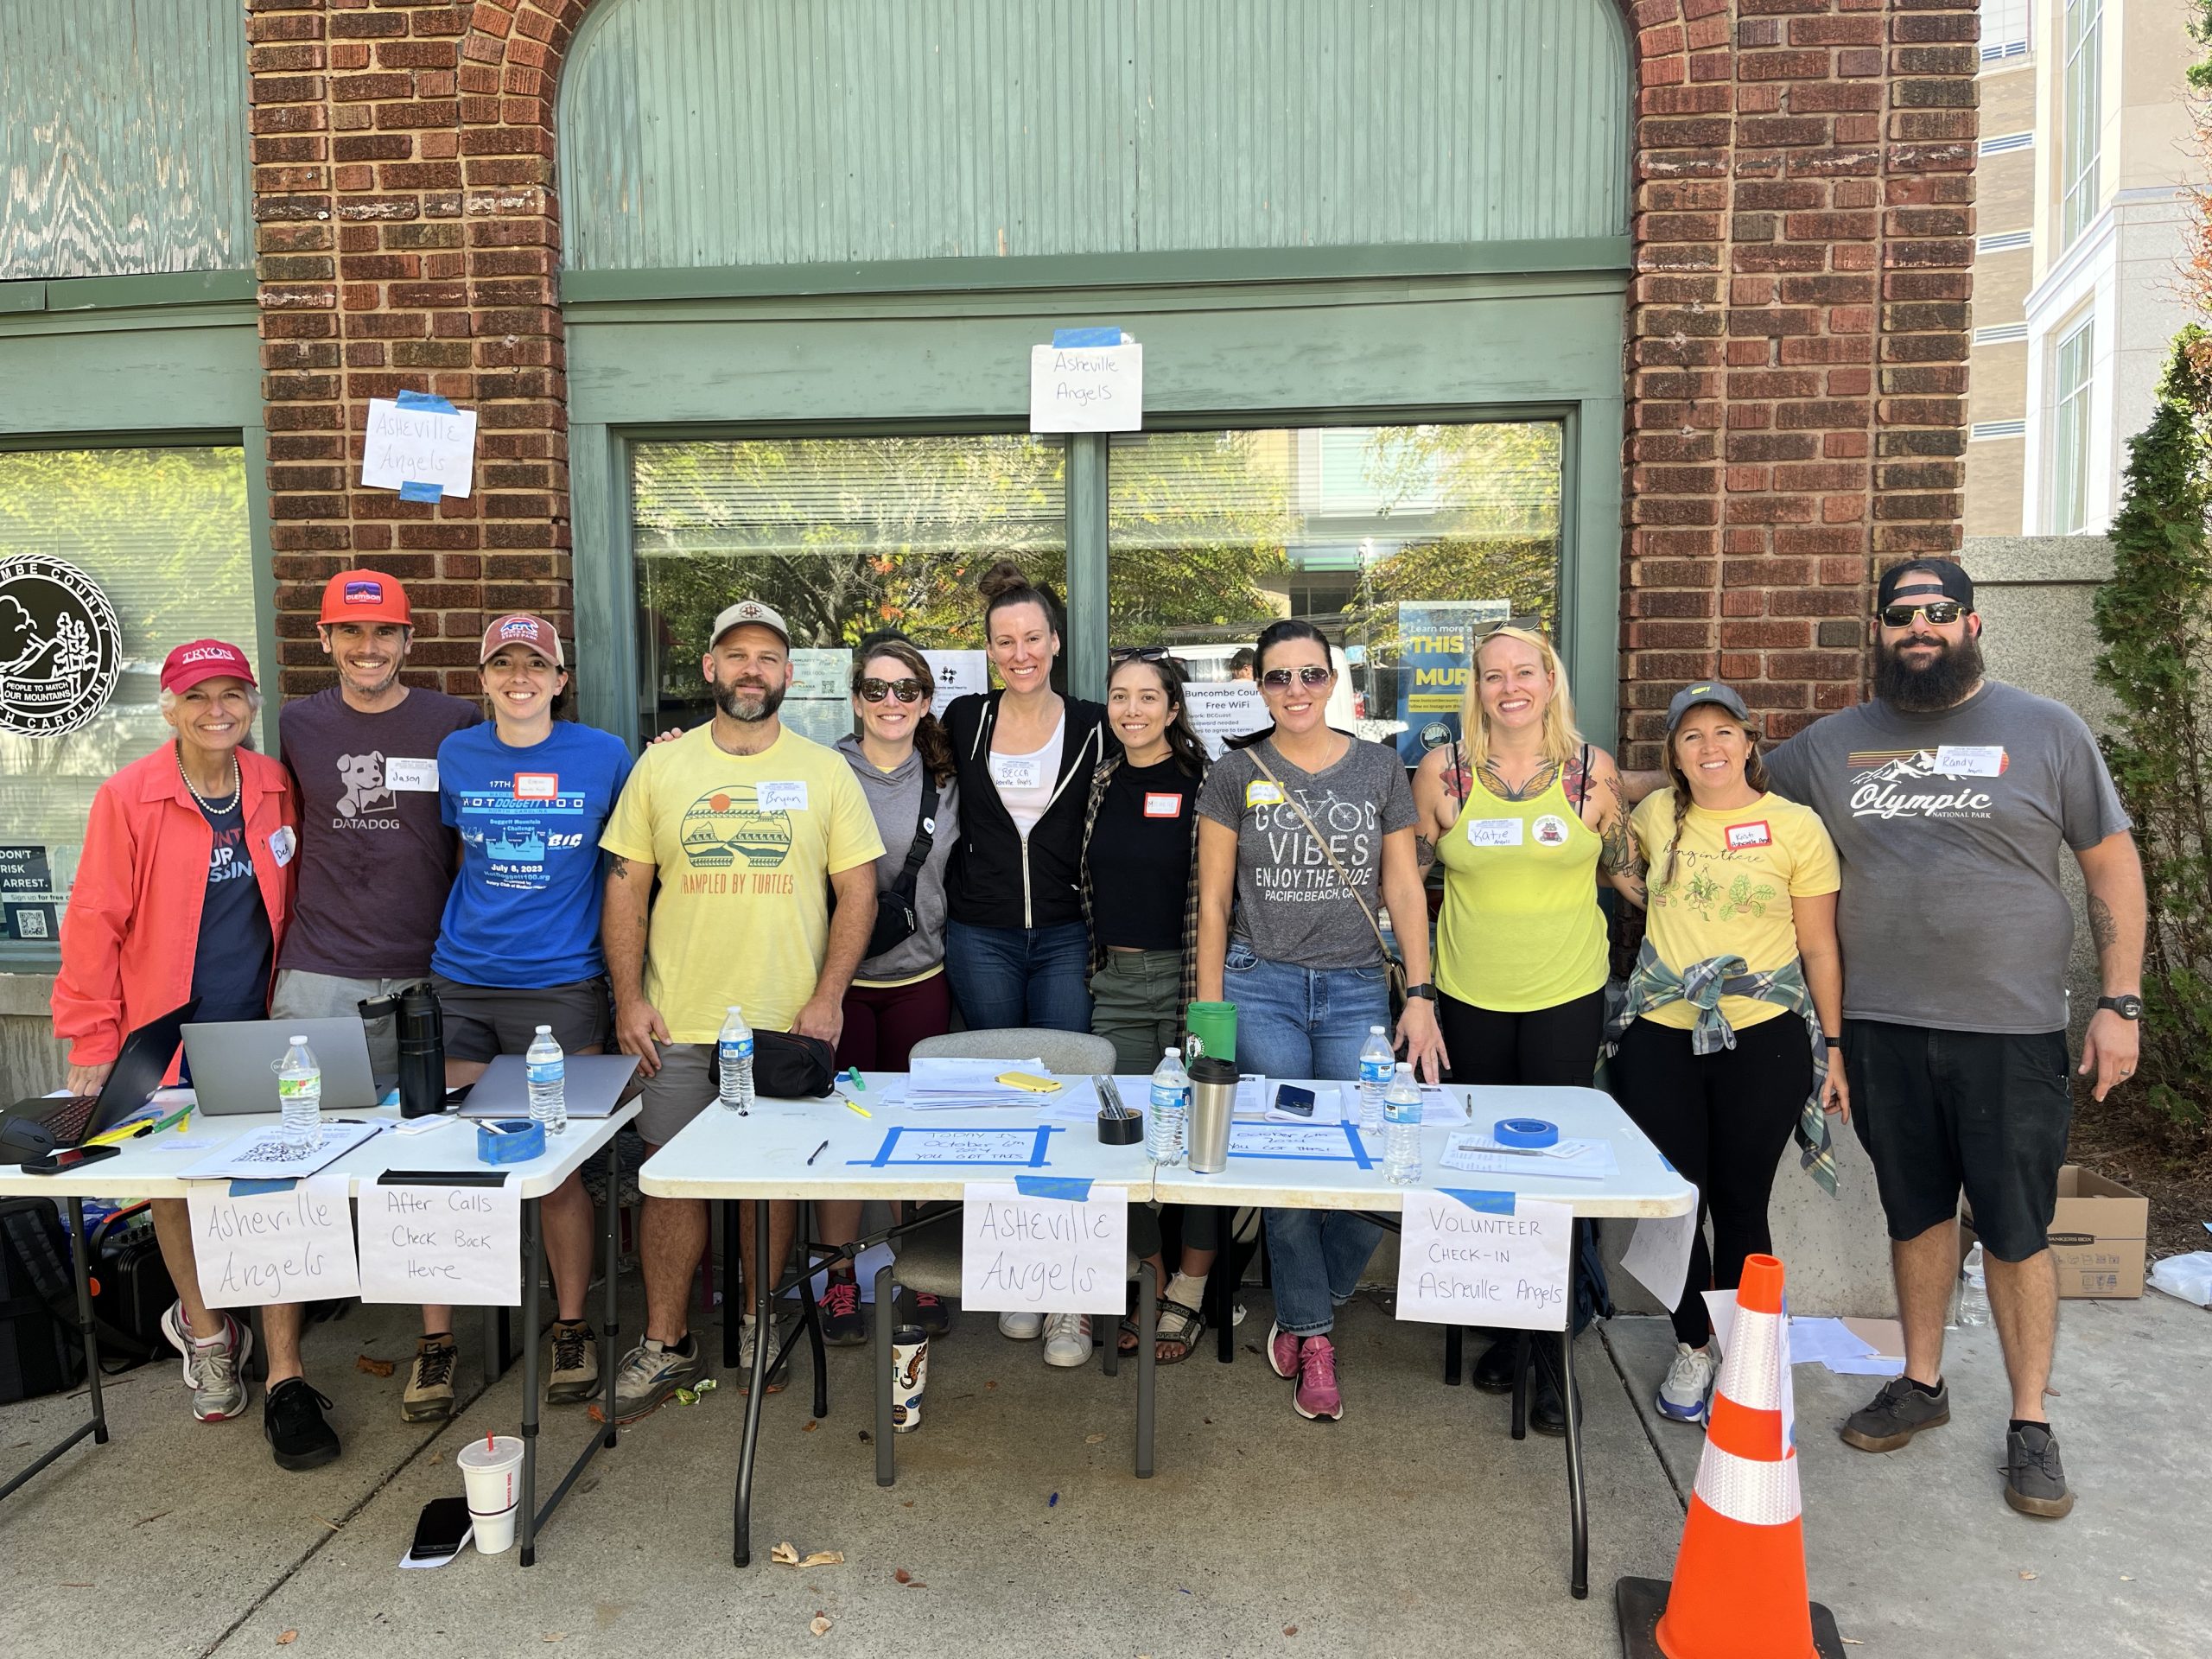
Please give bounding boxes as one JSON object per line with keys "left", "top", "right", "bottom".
{"left": 429, "top": 973, "right": 611, "bottom": 1065}
{"left": 270, "top": 969, "right": 417, "bottom": 1079}
{"left": 636, "top": 1041, "right": 717, "bottom": 1147}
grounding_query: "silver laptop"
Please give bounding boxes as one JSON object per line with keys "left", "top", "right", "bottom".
{"left": 181, "top": 1018, "right": 385, "bottom": 1114}
{"left": 458, "top": 1052, "right": 640, "bottom": 1119}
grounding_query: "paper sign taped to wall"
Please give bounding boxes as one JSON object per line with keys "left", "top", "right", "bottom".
{"left": 1029, "top": 341, "right": 1143, "bottom": 433}
{"left": 356, "top": 1179, "right": 522, "bottom": 1306}
{"left": 188, "top": 1173, "right": 359, "bottom": 1307}
{"left": 921, "top": 650, "right": 988, "bottom": 717}
{"left": 959, "top": 1180, "right": 1128, "bottom": 1313}
{"left": 361, "top": 397, "right": 478, "bottom": 499}
{"left": 1395, "top": 1190, "right": 1573, "bottom": 1331}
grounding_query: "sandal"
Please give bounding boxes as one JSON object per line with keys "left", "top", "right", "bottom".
{"left": 1154, "top": 1296, "right": 1205, "bottom": 1364}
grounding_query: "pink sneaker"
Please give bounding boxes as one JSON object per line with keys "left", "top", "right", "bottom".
{"left": 1294, "top": 1335, "right": 1343, "bottom": 1421}
{"left": 1266, "top": 1321, "right": 1300, "bottom": 1379}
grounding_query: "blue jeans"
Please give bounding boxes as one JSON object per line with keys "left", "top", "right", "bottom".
{"left": 943, "top": 919, "right": 1093, "bottom": 1033}
{"left": 1226, "top": 944, "right": 1392, "bottom": 1338}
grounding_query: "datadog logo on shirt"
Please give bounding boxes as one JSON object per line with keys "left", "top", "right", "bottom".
{"left": 1845, "top": 749, "right": 1994, "bottom": 820}
{"left": 344, "top": 580, "right": 385, "bottom": 605}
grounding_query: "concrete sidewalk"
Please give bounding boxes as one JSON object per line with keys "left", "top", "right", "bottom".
{"left": 1, "top": 1287, "right": 2205, "bottom": 1657}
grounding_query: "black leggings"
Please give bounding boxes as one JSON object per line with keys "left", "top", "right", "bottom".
{"left": 1440, "top": 988, "right": 1605, "bottom": 1086}
{"left": 1612, "top": 1014, "right": 1810, "bottom": 1347}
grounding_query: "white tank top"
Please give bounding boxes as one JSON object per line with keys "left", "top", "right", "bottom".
{"left": 989, "top": 715, "right": 1065, "bottom": 836}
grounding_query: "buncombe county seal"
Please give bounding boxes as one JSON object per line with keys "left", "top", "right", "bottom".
{"left": 0, "top": 555, "right": 123, "bottom": 738}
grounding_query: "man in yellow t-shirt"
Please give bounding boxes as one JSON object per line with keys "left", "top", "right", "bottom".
{"left": 600, "top": 599, "right": 883, "bottom": 1420}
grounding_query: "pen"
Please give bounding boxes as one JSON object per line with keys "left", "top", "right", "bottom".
{"left": 844, "top": 1098, "right": 873, "bottom": 1120}
{"left": 806, "top": 1139, "right": 830, "bottom": 1166}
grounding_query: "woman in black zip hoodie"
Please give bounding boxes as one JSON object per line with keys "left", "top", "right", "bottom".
{"left": 940, "top": 562, "right": 1112, "bottom": 1033}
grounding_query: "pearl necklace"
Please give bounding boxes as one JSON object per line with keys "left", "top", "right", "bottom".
{"left": 176, "top": 741, "right": 241, "bottom": 815}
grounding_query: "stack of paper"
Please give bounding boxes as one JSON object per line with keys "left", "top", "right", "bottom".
{"left": 1438, "top": 1132, "right": 1619, "bottom": 1181}
{"left": 905, "top": 1057, "right": 1055, "bottom": 1109}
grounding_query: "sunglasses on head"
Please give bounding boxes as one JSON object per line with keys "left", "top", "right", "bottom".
{"left": 1878, "top": 599, "right": 1966, "bottom": 628}
{"left": 1259, "top": 664, "right": 1333, "bottom": 690}
{"left": 856, "top": 677, "right": 927, "bottom": 704}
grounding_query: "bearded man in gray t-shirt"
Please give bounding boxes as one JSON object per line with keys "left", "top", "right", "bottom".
{"left": 1742, "top": 559, "right": 2144, "bottom": 1522}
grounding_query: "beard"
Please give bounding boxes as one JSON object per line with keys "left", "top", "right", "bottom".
{"left": 713, "top": 676, "right": 785, "bottom": 723}
{"left": 1874, "top": 630, "right": 1985, "bottom": 714}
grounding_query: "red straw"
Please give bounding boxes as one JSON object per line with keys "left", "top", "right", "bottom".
{"left": 486, "top": 1430, "right": 494, "bottom": 1452}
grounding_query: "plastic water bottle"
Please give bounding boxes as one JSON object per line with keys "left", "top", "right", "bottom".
{"left": 525, "top": 1024, "right": 568, "bottom": 1135}
{"left": 1357, "top": 1026, "right": 1395, "bottom": 1134}
{"left": 1147, "top": 1047, "right": 1190, "bottom": 1165}
{"left": 275, "top": 1035, "right": 321, "bottom": 1150}
{"left": 717, "top": 1005, "right": 754, "bottom": 1112}
{"left": 1382, "top": 1063, "right": 1424, "bottom": 1186}
{"left": 1956, "top": 1242, "right": 1990, "bottom": 1326}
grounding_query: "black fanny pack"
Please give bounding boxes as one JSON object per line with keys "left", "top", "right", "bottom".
{"left": 711, "top": 1030, "right": 837, "bottom": 1099}
{"left": 866, "top": 772, "right": 939, "bottom": 959}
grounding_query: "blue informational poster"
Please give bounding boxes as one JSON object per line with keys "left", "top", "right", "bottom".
{"left": 1393, "top": 601, "right": 1510, "bottom": 764}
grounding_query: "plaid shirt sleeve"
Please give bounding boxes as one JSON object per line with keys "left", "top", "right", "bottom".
{"left": 1079, "top": 756, "right": 1117, "bottom": 983}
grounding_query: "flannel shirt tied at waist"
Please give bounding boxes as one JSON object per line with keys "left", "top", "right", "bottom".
{"left": 1603, "top": 940, "right": 1837, "bottom": 1197}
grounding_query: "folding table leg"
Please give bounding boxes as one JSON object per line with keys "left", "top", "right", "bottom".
{"left": 1445, "top": 1326, "right": 1464, "bottom": 1386}
{"left": 518, "top": 1197, "right": 545, "bottom": 1567}
{"left": 1561, "top": 1236, "right": 1590, "bottom": 1599}
{"left": 601, "top": 1136, "right": 620, "bottom": 1449}
{"left": 1211, "top": 1206, "right": 1236, "bottom": 1363}
{"left": 1510, "top": 1332, "right": 1532, "bottom": 1440}
{"left": 1135, "top": 1262, "right": 1156, "bottom": 1479}
{"left": 733, "top": 1198, "right": 772, "bottom": 1567}
{"left": 873, "top": 1260, "right": 895, "bottom": 1487}
{"left": 795, "top": 1203, "right": 828, "bottom": 1420}
{"left": 73, "top": 1199, "right": 107, "bottom": 1446}
{"left": 721, "top": 1199, "right": 742, "bottom": 1369}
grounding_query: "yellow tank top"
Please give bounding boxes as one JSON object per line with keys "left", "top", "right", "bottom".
{"left": 1433, "top": 761, "right": 1610, "bottom": 1013}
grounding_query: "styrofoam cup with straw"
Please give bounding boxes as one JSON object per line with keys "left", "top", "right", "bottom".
{"left": 456, "top": 1431, "right": 524, "bottom": 1554}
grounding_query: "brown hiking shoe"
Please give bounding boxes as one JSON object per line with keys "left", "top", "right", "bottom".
{"left": 401, "top": 1333, "right": 459, "bottom": 1422}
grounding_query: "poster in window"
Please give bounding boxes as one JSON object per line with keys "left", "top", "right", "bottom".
{"left": 0, "top": 556, "right": 123, "bottom": 738}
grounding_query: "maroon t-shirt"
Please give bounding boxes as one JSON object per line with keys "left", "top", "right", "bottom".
{"left": 276, "top": 685, "right": 480, "bottom": 978}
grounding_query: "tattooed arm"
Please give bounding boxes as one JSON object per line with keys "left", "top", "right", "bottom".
{"left": 1586, "top": 751, "right": 1647, "bottom": 908}
{"left": 1409, "top": 745, "right": 1464, "bottom": 872}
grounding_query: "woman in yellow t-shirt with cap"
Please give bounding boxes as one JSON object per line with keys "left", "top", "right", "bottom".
{"left": 1411, "top": 625, "right": 1643, "bottom": 1433}
{"left": 1611, "top": 681, "right": 1848, "bottom": 1429}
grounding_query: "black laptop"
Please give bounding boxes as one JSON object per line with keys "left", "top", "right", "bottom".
{"left": 0, "top": 1000, "right": 199, "bottom": 1165}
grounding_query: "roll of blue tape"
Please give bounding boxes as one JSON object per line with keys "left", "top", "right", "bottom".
{"left": 1494, "top": 1116, "right": 1560, "bottom": 1149}
{"left": 477, "top": 1118, "right": 545, "bottom": 1165}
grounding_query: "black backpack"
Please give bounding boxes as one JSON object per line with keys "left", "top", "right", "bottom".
{"left": 0, "top": 1199, "right": 85, "bottom": 1404}
{"left": 866, "top": 772, "right": 939, "bottom": 959}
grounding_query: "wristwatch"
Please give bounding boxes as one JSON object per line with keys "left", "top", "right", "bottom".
{"left": 1405, "top": 982, "right": 1437, "bottom": 1003}
{"left": 2097, "top": 994, "right": 2144, "bottom": 1020}
{"left": 1822, "top": 1035, "right": 1842, "bottom": 1048}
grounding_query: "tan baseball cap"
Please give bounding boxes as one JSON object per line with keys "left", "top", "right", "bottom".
{"left": 709, "top": 599, "right": 791, "bottom": 648}
{"left": 479, "top": 613, "right": 565, "bottom": 666}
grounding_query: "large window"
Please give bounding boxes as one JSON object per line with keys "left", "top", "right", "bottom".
{"left": 2049, "top": 319, "right": 2095, "bottom": 533}
{"left": 0, "top": 446, "right": 258, "bottom": 952}
{"left": 2061, "top": 0, "right": 2103, "bottom": 249}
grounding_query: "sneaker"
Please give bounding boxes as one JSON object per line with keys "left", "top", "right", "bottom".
{"left": 736, "top": 1314, "right": 789, "bottom": 1394}
{"left": 1042, "top": 1311, "right": 1093, "bottom": 1367}
{"left": 1840, "top": 1375, "right": 1951, "bottom": 1452}
{"left": 2005, "top": 1421, "right": 2075, "bottom": 1518}
{"left": 611, "top": 1333, "right": 699, "bottom": 1423}
{"left": 546, "top": 1320, "right": 599, "bottom": 1405}
{"left": 998, "top": 1310, "right": 1045, "bottom": 1340}
{"left": 821, "top": 1276, "right": 868, "bottom": 1347}
{"left": 1265, "top": 1320, "right": 1300, "bottom": 1380}
{"left": 909, "top": 1289, "right": 955, "bottom": 1337}
{"left": 400, "top": 1334, "right": 460, "bottom": 1423}
{"left": 159, "top": 1300, "right": 251, "bottom": 1422}
{"left": 1294, "top": 1334, "right": 1343, "bottom": 1421}
{"left": 263, "top": 1377, "right": 340, "bottom": 1471}
{"left": 1656, "top": 1344, "right": 1717, "bottom": 1426}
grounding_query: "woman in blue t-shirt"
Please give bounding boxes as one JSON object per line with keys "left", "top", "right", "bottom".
{"left": 426, "top": 614, "right": 634, "bottom": 1414}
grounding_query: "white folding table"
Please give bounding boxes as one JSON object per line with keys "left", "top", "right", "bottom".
{"left": 0, "top": 1101, "right": 639, "bottom": 1566}
{"left": 637, "top": 1088, "right": 1157, "bottom": 1567}
{"left": 1153, "top": 1083, "right": 1696, "bottom": 1600}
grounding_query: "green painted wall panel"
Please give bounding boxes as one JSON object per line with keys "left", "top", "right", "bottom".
{"left": 0, "top": 309, "right": 262, "bottom": 435}
{"left": 561, "top": 0, "right": 1628, "bottom": 272}
{"left": 0, "top": 0, "right": 251, "bottom": 280}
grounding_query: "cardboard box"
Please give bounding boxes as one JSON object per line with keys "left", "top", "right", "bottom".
{"left": 1963, "top": 1166, "right": 2149, "bottom": 1299}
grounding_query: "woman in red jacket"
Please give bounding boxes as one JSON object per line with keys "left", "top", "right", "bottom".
{"left": 53, "top": 639, "right": 300, "bottom": 1448}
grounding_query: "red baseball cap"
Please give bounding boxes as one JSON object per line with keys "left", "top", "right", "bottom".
{"left": 479, "top": 613, "right": 566, "bottom": 667}
{"left": 318, "top": 568, "right": 412, "bottom": 626}
{"left": 162, "top": 639, "right": 257, "bottom": 696}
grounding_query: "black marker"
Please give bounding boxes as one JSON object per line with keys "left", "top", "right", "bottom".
{"left": 805, "top": 1139, "right": 830, "bottom": 1166}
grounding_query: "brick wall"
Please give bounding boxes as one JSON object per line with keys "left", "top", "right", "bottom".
{"left": 245, "top": 1, "right": 1976, "bottom": 737}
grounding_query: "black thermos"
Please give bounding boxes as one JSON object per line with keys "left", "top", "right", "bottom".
{"left": 359, "top": 982, "right": 445, "bottom": 1117}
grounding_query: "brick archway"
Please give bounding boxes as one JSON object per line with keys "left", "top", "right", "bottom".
{"left": 252, "top": 0, "right": 1975, "bottom": 756}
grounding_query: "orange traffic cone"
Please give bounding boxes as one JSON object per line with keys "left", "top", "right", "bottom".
{"left": 1615, "top": 1255, "right": 1845, "bottom": 1658}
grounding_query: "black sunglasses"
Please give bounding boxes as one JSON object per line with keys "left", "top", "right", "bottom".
{"left": 856, "top": 677, "right": 927, "bottom": 704}
{"left": 1259, "top": 664, "right": 1333, "bottom": 690}
{"left": 1878, "top": 600, "right": 1966, "bottom": 628}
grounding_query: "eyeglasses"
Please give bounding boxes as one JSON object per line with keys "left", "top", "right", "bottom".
{"left": 1878, "top": 600, "right": 1965, "bottom": 628}
{"left": 856, "top": 677, "right": 927, "bottom": 704}
{"left": 1259, "top": 665, "right": 1333, "bottom": 691}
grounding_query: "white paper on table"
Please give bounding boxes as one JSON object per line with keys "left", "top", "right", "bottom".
{"left": 1622, "top": 1208, "right": 1699, "bottom": 1308}
{"left": 1226, "top": 1122, "right": 1367, "bottom": 1160}
{"left": 1416, "top": 1086, "right": 1471, "bottom": 1125}
{"left": 1439, "top": 1133, "right": 1618, "bottom": 1181}
{"left": 356, "top": 1179, "right": 522, "bottom": 1306}
{"left": 1394, "top": 1191, "right": 1573, "bottom": 1331}
{"left": 958, "top": 1180, "right": 1128, "bottom": 1314}
{"left": 906, "top": 1058, "right": 1050, "bottom": 1104}
{"left": 178, "top": 1119, "right": 384, "bottom": 1182}
{"left": 871, "top": 1128, "right": 1048, "bottom": 1165}
{"left": 1230, "top": 1075, "right": 1273, "bottom": 1120}
{"left": 187, "top": 1173, "right": 359, "bottom": 1307}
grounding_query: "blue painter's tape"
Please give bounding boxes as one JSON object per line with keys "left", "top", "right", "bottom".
{"left": 1015, "top": 1176, "right": 1093, "bottom": 1201}
{"left": 1339, "top": 1119, "right": 1375, "bottom": 1170}
{"left": 395, "top": 389, "right": 457, "bottom": 413}
{"left": 852, "top": 1125, "right": 1061, "bottom": 1168}
{"left": 1438, "top": 1188, "right": 1516, "bottom": 1215}
{"left": 1051, "top": 326, "right": 1121, "bottom": 347}
{"left": 398, "top": 480, "right": 443, "bottom": 502}
{"left": 229, "top": 1178, "right": 298, "bottom": 1198}
{"left": 1494, "top": 1116, "right": 1560, "bottom": 1149}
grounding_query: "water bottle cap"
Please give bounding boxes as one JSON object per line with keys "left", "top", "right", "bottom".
{"left": 288, "top": 1034, "right": 307, "bottom": 1045}
{"left": 1369, "top": 1026, "right": 1385, "bottom": 1034}
{"left": 728, "top": 1005, "right": 742, "bottom": 1014}
{"left": 535, "top": 1024, "right": 551, "bottom": 1033}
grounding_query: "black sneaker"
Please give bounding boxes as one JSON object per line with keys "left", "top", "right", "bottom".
{"left": 2005, "top": 1422, "right": 2075, "bottom": 1518}
{"left": 820, "top": 1276, "right": 868, "bottom": 1346}
{"left": 1472, "top": 1334, "right": 1519, "bottom": 1395}
{"left": 264, "top": 1378, "right": 340, "bottom": 1471}
{"left": 907, "top": 1288, "right": 955, "bottom": 1337}
{"left": 1840, "top": 1375, "right": 1950, "bottom": 1452}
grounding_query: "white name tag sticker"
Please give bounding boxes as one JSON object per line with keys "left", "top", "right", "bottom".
{"left": 513, "top": 772, "right": 558, "bottom": 800}
{"left": 1465, "top": 817, "right": 1524, "bottom": 848}
{"left": 1936, "top": 745, "right": 2005, "bottom": 778}
{"left": 268, "top": 826, "right": 296, "bottom": 868}
{"left": 758, "top": 780, "right": 809, "bottom": 813}
{"left": 1726, "top": 820, "right": 1772, "bottom": 850}
{"left": 1142, "top": 791, "right": 1183, "bottom": 819}
{"left": 989, "top": 754, "right": 1041, "bottom": 791}
{"left": 1244, "top": 781, "right": 1285, "bottom": 808}
{"left": 385, "top": 757, "right": 438, "bottom": 792}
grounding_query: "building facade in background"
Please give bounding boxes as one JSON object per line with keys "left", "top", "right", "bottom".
{"left": 1964, "top": 0, "right": 2202, "bottom": 537}
{"left": 0, "top": 0, "right": 1981, "bottom": 979}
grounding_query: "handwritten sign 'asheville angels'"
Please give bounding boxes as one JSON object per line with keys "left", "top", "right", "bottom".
{"left": 959, "top": 1180, "right": 1128, "bottom": 1314}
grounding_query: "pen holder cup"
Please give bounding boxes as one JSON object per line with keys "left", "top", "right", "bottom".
{"left": 1096, "top": 1108, "right": 1143, "bottom": 1146}
{"left": 476, "top": 1119, "right": 545, "bottom": 1166}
